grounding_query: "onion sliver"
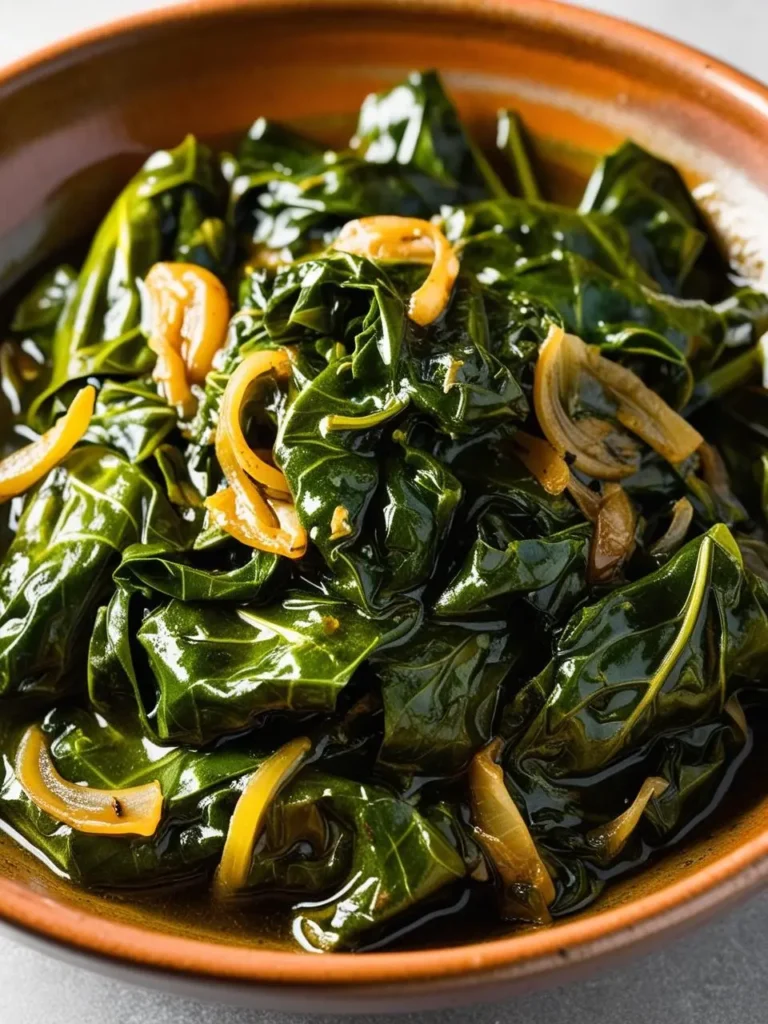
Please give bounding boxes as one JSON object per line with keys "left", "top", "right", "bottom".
{"left": 470, "top": 738, "right": 555, "bottom": 924}
{"left": 534, "top": 326, "right": 702, "bottom": 479}
{"left": 334, "top": 216, "right": 458, "bottom": 326}
{"left": 215, "top": 737, "right": 312, "bottom": 895}
{"left": 16, "top": 725, "right": 162, "bottom": 837}
{"left": 650, "top": 497, "right": 694, "bottom": 557}
{"left": 588, "top": 483, "right": 637, "bottom": 584}
{"left": 587, "top": 777, "right": 668, "bottom": 862}
{"left": 205, "top": 348, "right": 307, "bottom": 558}
{"left": 144, "top": 262, "right": 230, "bottom": 416}
{"left": 0, "top": 385, "right": 95, "bottom": 503}
{"left": 512, "top": 431, "right": 570, "bottom": 496}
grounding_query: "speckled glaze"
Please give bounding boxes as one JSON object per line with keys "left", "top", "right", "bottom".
{"left": 1, "top": 0, "right": 768, "bottom": 1010}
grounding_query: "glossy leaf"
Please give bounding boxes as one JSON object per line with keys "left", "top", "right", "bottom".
{"left": 0, "top": 447, "right": 183, "bottom": 699}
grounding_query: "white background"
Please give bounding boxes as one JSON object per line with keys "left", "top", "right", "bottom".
{"left": 0, "top": 2, "right": 767, "bottom": 1023}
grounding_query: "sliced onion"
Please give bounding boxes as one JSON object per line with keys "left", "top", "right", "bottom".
{"left": 534, "top": 326, "right": 702, "bottom": 479}
{"left": 334, "top": 216, "right": 459, "bottom": 326}
{"left": 204, "top": 348, "right": 307, "bottom": 559}
{"left": 724, "top": 695, "right": 748, "bottom": 738}
{"left": 587, "top": 777, "right": 668, "bottom": 862}
{"left": 566, "top": 473, "right": 603, "bottom": 522}
{"left": 588, "top": 483, "right": 637, "bottom": 584}
{"left": 0, "top": 385, "right": 95, "bottom": 503}
{"left": 469, "top": 738, "right": 555, "bottom": 924}
{"left": 144, "top": 262, "right": 230, "bottom": 416}
{"left": 512, "top": 431, "right": 570, "bottom": 496}
{"left": 650, "top": 497, "right": 694, "bottom": 557}
{"left": 215, "top": 736, "right": 311, "bottom": 895}
{"left": 698, "top": 441, "right": 742, "bottom": 511}
{"left": 217, "top": 349, "right": 292, "bottom": 498}
{"left": 16, "top": 725, "right": 162, "bottom": 837}
{"left": 329, "top": 504, "right": 352, "bottom": 541}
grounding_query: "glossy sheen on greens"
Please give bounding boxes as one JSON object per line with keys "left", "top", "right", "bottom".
{"left": 1, "top": 69, "right": 768, "bottom": 954}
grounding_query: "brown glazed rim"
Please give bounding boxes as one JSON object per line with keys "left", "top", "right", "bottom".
{"left": 2, "top": 0, "right": 768, "bottom": 990}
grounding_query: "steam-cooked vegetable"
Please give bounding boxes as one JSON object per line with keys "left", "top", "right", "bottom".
{"left": 1, "top": 69, "right": 767, "bottom": 955}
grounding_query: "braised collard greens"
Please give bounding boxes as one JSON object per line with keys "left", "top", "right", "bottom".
{"left": 1, "top": 71, "right": 768, "bottom": 952}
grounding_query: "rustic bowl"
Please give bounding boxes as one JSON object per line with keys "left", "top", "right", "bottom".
{"left": 1, "top": 0, "right": 768, "bottom": 1011}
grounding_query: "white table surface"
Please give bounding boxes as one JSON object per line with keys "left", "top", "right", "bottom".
{"left": 1, "top": 2, "right": 767, "bottom": 1022}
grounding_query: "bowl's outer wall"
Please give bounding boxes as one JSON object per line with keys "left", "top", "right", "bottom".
{"left": 1, "top": 0, "right": 768, "bottom": 1008}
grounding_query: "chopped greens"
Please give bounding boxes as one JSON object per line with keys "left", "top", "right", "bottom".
{"left": 1, "top": 70, "right": 767, "bottom": 954}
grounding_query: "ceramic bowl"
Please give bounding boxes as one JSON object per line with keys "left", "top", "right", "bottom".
{"left": 1, "top": 0, "right": 768, "bottom": 1011}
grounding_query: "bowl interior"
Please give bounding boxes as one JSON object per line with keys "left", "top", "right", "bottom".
{"left": 1, "top": 0, "right": 768, "bottom": 991}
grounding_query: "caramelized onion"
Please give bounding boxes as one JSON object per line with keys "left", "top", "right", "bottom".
{"left": 724, "top": 695, "right": 748, "bottom": 738}
{"left": 470, "top": 738, "right": 555, "bottom": 924}
{"left": 650, "top": 497, "right": 694, "bottom": 557}
{"left": 0, "top": 385, "right": 95, "bottom": 503}
{"left": 698, "top": 441, "right": 743, "bottom": 512}
{"left": 16, "top": 725, "right": 162, "bottom": 836}
{"left": 204, "top": 349, "right": 307, "bottom": 558}
{"left": 566, "top": 473, "right": 602, "bottom": 522}
{"left": 215, "top": 736, "right": 311, "bottom": 895}
{"left": 144, "top": 262, "right": 230, "bottom": 416}
{"left": 534, "top": 326, "right": 702, "bottom": 479}
{"left": 512, "top": 431, "right": 570, "bottom": 496}
{"left": 334, "top": 216, "right": 458, "bottom": 326}
{"left": 329, "top": 504, "right": 352, "bottom": 541}
{"left": 587, "top": 777, "right": 668, "bottom": 862}
{"left": 588, "top": 483, "right": 637, "bottom": 584}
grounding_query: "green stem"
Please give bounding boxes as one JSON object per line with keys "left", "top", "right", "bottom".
{"left": 321, "top": 395, "right": 409, "bottom": 433}
{"left": 496, "top": 110, "right": 542, "bottom": 203}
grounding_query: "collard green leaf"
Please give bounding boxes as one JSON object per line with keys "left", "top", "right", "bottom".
{"left": 92, "top": 589, "right": 405, "bottom": 745}
{"left": 0, "top": 708, "right": 260, "bottom": 887}
{"left": 373, "top": 619, "right": 519, "bottom": 775}
{"left": 579, "top": 140, "right": 714, "bottom": 296}
{"left": 444, "top": 196, "right": 649, "bottom": 284}
{"left": 0, "top": 447, "right": 183, "bottom": 700}
{"left": 354, "top": 69, "right": 504, "bottom": 202}
{"left": 504, "top": 525, "right": 768, "bottom": 780}
{"left": 495, "top": 109, "right": 542, "bottom": 202}
{"left": 84, "top": 379, "right": 177, "bottom": 462}
{"left": 11, "top": 264, "right": 77, "bottom": 350}
{"left": 286, "top": 772, "right": 465, "bottom": 951}
{"left": 435, "top": 522, "right": 590, "bottom": 620}
{"left": 32, "top": 136, "right": 223, "bottom": 424}
{"left": 486, "top": 251, "right": 726, "bottom": 376}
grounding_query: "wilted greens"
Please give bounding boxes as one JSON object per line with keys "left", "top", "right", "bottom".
{"left": 1, "top": 70, "right": 767, "bottom": 953}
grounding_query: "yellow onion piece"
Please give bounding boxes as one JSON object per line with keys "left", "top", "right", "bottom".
{"left": 724, "top": 695, "right": 748, "bottom": 737}
{"left": 512, "top": 431, "right": 570, "bottom": 496}
{"left": 587, "top": 777, "right": 668, "bottom": 862}
{"left": 0, "top": 385, "right": 95, "bottom": 503}
{"left": 588, "top": 483, "right": 637, "bottom": 584}
{"left": 470, "top": 738, "right": 555, "bottom": 924}
{"left": 650, "top": 497, "right": 694, "bottom": 557}
{"left": 534, "top": 326, "right": 702, "bottom": 479}
{"left": 329, "top": 504, "right": 352, "bottom": 541}
{"left": 205, "top": 470, "right": 306, "bottom": 559}
{"left": 334, "top": 216, "right": 458, "bottom": 326}
{"left": 205, "top": 348, "right": 307, "bottom": 558}
{"left": 215, "top": 736, "right": 312, "bottom": 895}
{"left": 566, "top": 473, "right": 603, "bottom": 522}
{"left": 698, "top": 441, "right": 741, "bottom": 508}
{"left": 217, "top": 349, "right": 292, "bottom": 498}
{"left": 16, "top": 725, "right": 162, "bottom": 837}
{"left": 144, "top": 262, "right": 230, "bottom": 416}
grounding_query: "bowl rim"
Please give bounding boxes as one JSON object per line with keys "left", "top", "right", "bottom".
{"left": 2, "top": 0, "right": 768, "bottom": 990}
